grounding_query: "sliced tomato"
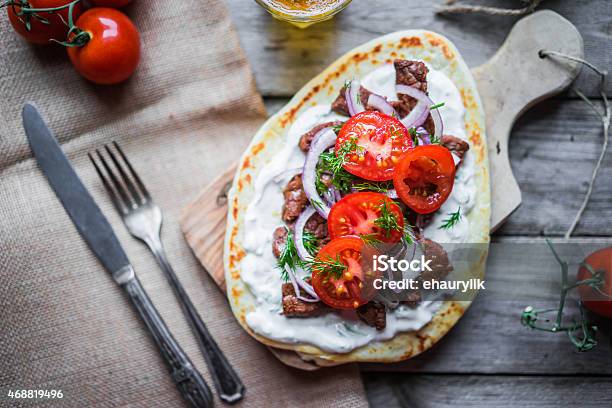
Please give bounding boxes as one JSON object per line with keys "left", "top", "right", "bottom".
{"left": 311, "top": 236, "right": 378, "bottom": 309}
{"left": 393, "top": 145, "right": 455, "bottom": 214}
{"left": 336, "top": 110, "right": 413, "bottom": 181}
{"left": 328, "top": 192, "right": 404, "bottom": 243}
{"left": 577, "top": 247, "right": 612, "bottom": 318}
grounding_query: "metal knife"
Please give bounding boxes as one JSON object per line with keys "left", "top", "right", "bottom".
{"left": 23, "top": 103, "right": 214, "bottom": 408}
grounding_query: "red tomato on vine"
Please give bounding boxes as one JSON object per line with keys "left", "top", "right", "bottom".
{"left": 89, "top": 0, "right": 131, "bottom": 6}
{"left": 66, "top": 8, "right": 140, "bottom": 85}
{"left": 6, "top": 0, "right": 83, "bottom": 44}
{"left": 577, "top": 247, "right": 612, "bottom": 318}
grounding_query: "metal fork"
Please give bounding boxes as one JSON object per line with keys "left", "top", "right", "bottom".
{"left": 89, "top": 141, "right": 245, "bottom": 404}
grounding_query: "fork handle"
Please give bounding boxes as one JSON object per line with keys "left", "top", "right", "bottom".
{"left": 148, "top": 239, "right": 245, "bottom": 404}
{"left": 124, "top": 276, "right": 213, "bottom": 408}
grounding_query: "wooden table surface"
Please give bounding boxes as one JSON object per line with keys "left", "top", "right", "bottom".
{"left": 226, "top": 1, "right": 612, "bottom": 406}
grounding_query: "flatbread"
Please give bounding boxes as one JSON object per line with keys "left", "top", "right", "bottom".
{"left": 224, "top": 30, "right": 490, "bottom": 363}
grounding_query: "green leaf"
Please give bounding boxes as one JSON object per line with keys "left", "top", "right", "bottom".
{"left": 438, "top": 207, "right": 461, "bottom": 230}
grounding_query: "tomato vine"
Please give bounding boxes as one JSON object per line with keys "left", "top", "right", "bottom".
{"left": 1, "top": 0, "right": 88, "bottom": 45}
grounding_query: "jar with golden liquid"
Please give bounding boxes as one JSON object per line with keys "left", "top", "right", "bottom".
{"left": 255, "top": 0, "right": 352, "bottom": 28}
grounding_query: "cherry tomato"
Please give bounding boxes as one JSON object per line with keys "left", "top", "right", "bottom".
{"left": 311, "top": 236, "right": 379, "bottom": 309}
{"left": 577, "top": 247, "right": 612, "bottom": 318}
{"left": 67, "top": 8, "right": 140, "bottom": 85}
{"left": 7, "top": 0, "right": 83, "bottom": 44}
{"left": 336, "top": 110, "right": 413, "bottom": 181}
{"left": 89, "top": 0, "right": 131, "bottom": 6}
{"left": 328, "top": 192, "right": 405, "bottom": 244}
{"left": 393, "top": 145, "right": 455, "bottom": 214}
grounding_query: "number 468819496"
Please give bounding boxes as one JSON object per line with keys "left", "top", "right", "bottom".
{"left": 6, "top": 389, "right": 63, "bottom": 399}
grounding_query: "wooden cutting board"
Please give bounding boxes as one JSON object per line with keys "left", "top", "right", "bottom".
{"left": 180, "top": 10, "right": 583, "bottom": 369}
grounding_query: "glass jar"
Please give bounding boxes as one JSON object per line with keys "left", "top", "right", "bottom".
{"left": 255, "top": 0, "right": 352, "bottom": 28}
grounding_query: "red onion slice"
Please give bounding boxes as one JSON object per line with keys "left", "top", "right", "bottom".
{"left": 345, "top": 80, "right": 365, "bottom": 116}
{"left": 294, "top": 266, "right": 320, "bottom": 299}
{"left": 285, "top": 266, "right": 320, "bottom": 303}
{"left": 332, "top": 187, "right": 342, "bottom": 202}
{"left": 323, "top": 189, "right": 337, "bottom": 206}
{"left": 367, "top": 93, "right": 397, "bottom": 117}
{"left": 396, "top": 84, "right": 443, "bottom": 140}
{"left": 302, "top": 128, "right": 337, "bottom": 218}
{"left": 416, "top": 127, "right": 431, "bottom": 145}
{"left": 294, "top": 206, "right": 316, "bottom": 261}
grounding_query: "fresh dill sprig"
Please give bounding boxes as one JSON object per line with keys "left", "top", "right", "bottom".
{"left": 276, "top": 228, "right": 318, "bottom": 281}
{"left": 402, "top": 219, "right": 415, "bottom": 246}
{"left": 315, "top": 171, "right": 329, "bottom": 195}
{"left": 360, "top": 233, "right": 382, "bottom": 246}
{"left": 375, "top": 201, "right": 417, "bottom": 245}
{"left": 317, "top": 151, "right": 357, "bottom": 193}
{"left": 332, "top": 122, "right": 345, "bottom": 134}
{"left": 315, "top": 138, "right": 361, "bottom": 193}
{"left": 330, "top": 168, "right": 357, "bottom": 193}
{"left": 302, "top": 255, "right": 347, "bottom": 280}
{"left": 430, "top": 132, "right": 441, "bottom": 145}
{"left": 310, "top": 198, "right": 325, "bottom": 212}
{"left": 374, "top": 200, "right": 403, "bottom": 238}
{"left": 352, "top": 180, "right": 394, "bottom": 193}
{"left": 334, "top": 137, "right": 363, "bottom": 173}
{"left": 408, "top": 127, "right": 419, "bottom": 145}
{"left": 439, "top": 207, "right": 462, "bottom": 230}
{"left": 302, "top": 232, "right": 319, "bottom": 257}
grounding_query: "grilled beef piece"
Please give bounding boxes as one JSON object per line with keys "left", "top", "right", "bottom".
{"left": 389, "top": 100, "right": 412, "bottom": 118}
{"left": 420, "top": 239, "right": 454, "bottom": 282}
{"left": 402, "top": 290, "right": 422, "bottom": 308}
{"left": 331, "top": 86, "right": 373, "bottom": 116}
{"left": 400, "top": 239, "right": 451, "bottom": 306}
{"left": 441, "top": 135, "right": 470, "bottom": 167}
{"left": 395, "top": 59, "right": 428, "bottom": 99}
{"left": 282, "top": 174, "right": 309, "bottom": 223}
{"left": 281, "top": 282, "right": 328, "bottom": 317}
{"left": 356, "top": 301, "right": 386, "bottom": 330}
{"left": 304, "top": 212, "right": 328, "bottom": 241}
{"left": 272, "top": 226, "right": 288, "bottom": 258}
{"left": 394, "top": 59, "right": 435, "bottom": 134}
{"left": 299, "top": 121, "right": 344, "bottom": 152}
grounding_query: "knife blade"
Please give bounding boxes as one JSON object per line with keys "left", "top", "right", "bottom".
{"left": 23, "top": 102, "right": 213, "bottom": 408}
{"left": 22, "top": 102, "right": 132, "bottom": 282}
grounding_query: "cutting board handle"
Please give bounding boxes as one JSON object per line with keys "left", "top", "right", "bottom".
{"left": 472, "top": 10, "right": 583, "bottom": 230}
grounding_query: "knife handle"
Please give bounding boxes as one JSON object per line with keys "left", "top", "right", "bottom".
{"left": 124, "top": 276, "right": 213, "bottom": 408}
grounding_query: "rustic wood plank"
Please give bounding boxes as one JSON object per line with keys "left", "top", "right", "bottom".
{"left": 364, "top": 374, "right": 612, "bottom": 408}
{"left": 500, "top": 98, "right": 612, "bottom": 236}
{"left": 264, "top": 98, "right": 612, "bottom": 236}
{"left": 227, "top": 0, "right": 611, "bottom": 98}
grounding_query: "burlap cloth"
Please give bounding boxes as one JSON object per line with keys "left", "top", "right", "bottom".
{"left": 0, "top": 1, "right": 367, "bottom": 406}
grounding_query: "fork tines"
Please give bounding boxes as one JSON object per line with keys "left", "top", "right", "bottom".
{"left": 88, "top": 142, "right": 151, "bottom": 214}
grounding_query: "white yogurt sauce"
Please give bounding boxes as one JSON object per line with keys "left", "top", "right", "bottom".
{"left": 241, "top": 63, "right": 476, "bottom": 353}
